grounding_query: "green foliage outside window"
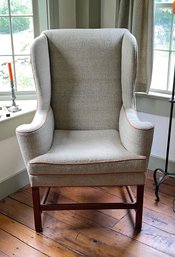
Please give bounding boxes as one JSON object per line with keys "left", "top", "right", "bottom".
{"left": 154, "top": 7, "right": 173, "bottom": 49}
{"left": 0, "top": 0, "right": 34, "bottom": 92}
{"left": 0, "top": 0, "right": 31, "bottom": 33}
{"left": 0, "top": 17, "right": 30, "bottom": 33}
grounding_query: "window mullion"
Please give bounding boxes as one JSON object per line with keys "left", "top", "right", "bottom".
{"left": 7, "top": 0, "right": 17, "bottom": 91}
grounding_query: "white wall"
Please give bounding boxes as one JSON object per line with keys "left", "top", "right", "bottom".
{"left": 138, "top": 112, "right": 175, "bottom": 162}
{"left": 0, "top": 102, "right": 35, "bottom": 186}
{"left": 0, "top": 136, "right": 25, "bottom": 183}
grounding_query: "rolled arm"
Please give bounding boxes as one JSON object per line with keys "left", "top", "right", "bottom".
{"left": 119, "top": 106, "right": 154, "bottom": 162}
{"left": 16, "top": 107, "right": 54, "bottom": 166}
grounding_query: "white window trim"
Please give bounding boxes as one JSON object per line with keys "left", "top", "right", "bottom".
{"left": 0, "top": 0, "right": 46, "bottom": 101}
{"left": 150, "top": 1, "right": 174, "bottom": 95}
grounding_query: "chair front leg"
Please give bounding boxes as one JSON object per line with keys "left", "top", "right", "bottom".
{"left": 32, "top": 187, "right": 42, "bottom": 232}
{"left": 135, "top": 185, "right": 144, "bottom": 232}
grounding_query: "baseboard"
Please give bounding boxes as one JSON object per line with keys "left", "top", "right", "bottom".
{"left": 0, "top": 169, "right": 29, "bottom": 200}
{"left": 148, "top": 155, "right": 175, "bottom": 176}
{"left": 0, "top": 156, "right": 174, "bottom": 200}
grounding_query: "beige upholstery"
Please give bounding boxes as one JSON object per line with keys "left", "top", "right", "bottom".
{"left": 16, "top": 29, "right": 154, "bottom": 232}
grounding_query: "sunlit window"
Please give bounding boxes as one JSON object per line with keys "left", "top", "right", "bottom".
{"left": 0, "top": 0, "right": 35, "bottom": 95}
{"left": 151, "top": 0, "right": 175, "bottom": 93}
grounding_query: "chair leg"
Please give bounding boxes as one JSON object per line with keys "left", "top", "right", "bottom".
{"left": 135, "top": 185, "right": 144, "bottom": 232}
{"left": 32, "top": 187, "right": 42, "bottom": 232}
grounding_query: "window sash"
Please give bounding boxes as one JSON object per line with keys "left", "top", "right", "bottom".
{"left": 151, "top": 1, "right": 175, "bottom": 94}
{"left": 0, "top": 0, "right": 37, "bottom": 97}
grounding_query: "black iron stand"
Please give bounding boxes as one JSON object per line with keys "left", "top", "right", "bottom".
{"left": 153, "top": 70, "right": 175, "bottom": 201}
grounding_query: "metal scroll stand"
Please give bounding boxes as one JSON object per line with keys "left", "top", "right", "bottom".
{"left": 153, "top": 67, "right": 175, "bottom": 202}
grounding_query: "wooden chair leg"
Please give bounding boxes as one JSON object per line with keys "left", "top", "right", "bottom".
{"left": 135, "top": 185, "right": 144, "bottom": 232}
{"left": 32, "top": 187, "right": 42, "bottom": 232}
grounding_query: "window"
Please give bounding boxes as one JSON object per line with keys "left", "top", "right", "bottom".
{"left": 0, "top": 0, "right": 35, "bottom": 97}
{"left": 151, "top": 0, "right": 175, "bottom": 94}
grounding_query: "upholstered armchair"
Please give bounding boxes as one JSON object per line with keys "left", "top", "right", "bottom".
{"left": 16, "top": 29, "right": 154, "bottom": 232}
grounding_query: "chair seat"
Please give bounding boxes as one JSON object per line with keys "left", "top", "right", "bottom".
{"left": 29, "top": 129, "right": 146, "bottom": 176}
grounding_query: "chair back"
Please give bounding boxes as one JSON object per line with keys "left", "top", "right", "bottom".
{"left": 44, "top": 29, "right": 127, "bottom": 130}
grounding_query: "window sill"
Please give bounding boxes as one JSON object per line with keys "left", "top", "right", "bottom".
{"left": 0, "top": 100, "right": 36, "bottom": 122}
{"left": 0, "top": 100, "right": 36, "bottom": 141}
{"left": 136, "top": 92, "right": 173, "bottom": 117}
{"left": 136, "top": 91, "right": 171, "bottom": 101}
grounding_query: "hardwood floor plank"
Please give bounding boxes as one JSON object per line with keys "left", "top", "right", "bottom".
{"left": 0, "top": 193, "right": 164, "bottom": 257}
{"left": 0, "top": 250, "right": 9, "bottom": 257}
{"left": 0, "top": 213, "right": 80, "bottom": 257}
{"left": 75, "top": 227, "right": 168, "bottom": 257}
{"left": 114, "top": 210, "right": 175, "bottom": 257}
{"left": 0, "top": 197, "right": 93, "bottom": 256}
{"left": 0, "top": 229, "right": 47, "bottom": 257}
{"left": 43, "top": 213, "right": 166, "bottom": 257}
{"left": 143, "top": 207, "right": 175, "bottom": 234}
{"left": 0, "top": 197, "right": 35, "bottom": 229}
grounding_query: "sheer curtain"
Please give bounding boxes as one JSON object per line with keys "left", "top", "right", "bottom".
{"left": 40, "top": 0, "right": 153, "bottom": 92}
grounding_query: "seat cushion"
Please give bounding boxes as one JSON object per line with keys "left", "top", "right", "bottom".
{"left": 28, "top": 130, "right": 146, "bottom": 176}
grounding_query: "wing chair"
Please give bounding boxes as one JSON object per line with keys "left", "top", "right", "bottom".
{"left": 16, "top": 29, "right": 154, "bottom": 232}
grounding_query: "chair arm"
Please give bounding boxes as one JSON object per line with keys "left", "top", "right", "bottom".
{"left": 119, "top": 106, "right": 154, "bottom": 161}
{"left": 16, "top": 107, "right": 54, "bottom": 166}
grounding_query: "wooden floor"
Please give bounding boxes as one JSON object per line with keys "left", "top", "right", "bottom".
{"left": 0, "top": 170, "right": 175, "bottom": 257}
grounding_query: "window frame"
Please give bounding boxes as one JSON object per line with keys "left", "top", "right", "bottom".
{"left": 150, "top": 1, "right": 175, "bottom": 95}
{"left": 0, "top": 0, "right": 41, "bottom": 101}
